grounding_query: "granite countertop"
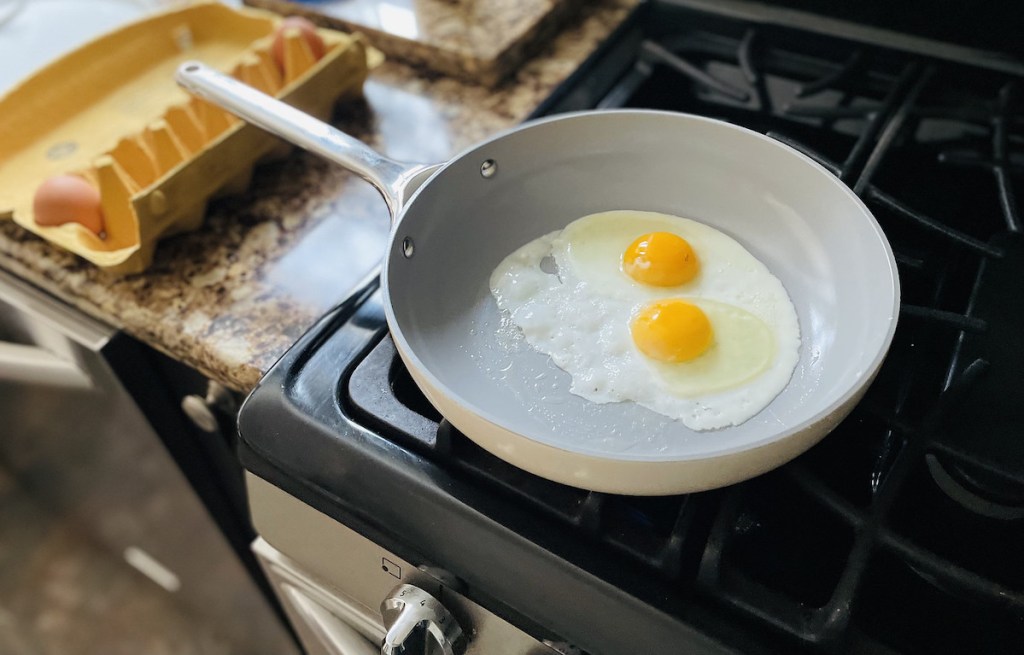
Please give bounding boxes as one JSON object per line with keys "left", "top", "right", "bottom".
{"left": 0, "top": 0, "right": 636, "bottom": 392}
{"left": 244, "top": 0, "right": 589, "bottom": 86}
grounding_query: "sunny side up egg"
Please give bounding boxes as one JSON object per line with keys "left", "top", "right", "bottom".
{"left": 489, "top": 210, "right": 801, "bottom": 431}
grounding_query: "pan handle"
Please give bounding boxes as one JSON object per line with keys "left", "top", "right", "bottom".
{"left": 175, "top": 61, "right": 438, "bottom": 219}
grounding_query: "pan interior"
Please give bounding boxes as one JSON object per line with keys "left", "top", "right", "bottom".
{"left": 383, "top": 111, "right": 898, "bottom": 463}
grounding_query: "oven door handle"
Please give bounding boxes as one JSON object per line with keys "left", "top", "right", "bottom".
{"left": 0, "top": 341, "right": 93, "bottom": 390}
{"left": 281, "top": 582, "right": 380, "bottom": 655}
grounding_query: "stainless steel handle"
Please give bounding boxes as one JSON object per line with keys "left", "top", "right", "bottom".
{"left": 0, "top": 341, "right": 92, "bottom": 389}
{"left": 381, "top": 584, "right": 464, "bottom": 655}
{"left": 281, "top": 583, "right": 380, "bottom": 655}
{"left": 181, "top": 380, "right": 236, "bottom": 434}
{"left": 174, "top": 61, "right": 439, "bottom": 218}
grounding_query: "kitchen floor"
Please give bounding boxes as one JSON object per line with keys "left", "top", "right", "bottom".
{"left": 0, "top": 467, "right": 244, "bottom": 655}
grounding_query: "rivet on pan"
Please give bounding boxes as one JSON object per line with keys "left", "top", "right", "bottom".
{"left": 402, "top": 237, "right": 415, "bottom": 258}
{"left": 480, "top": 159, "right": 498, "bottom": 179}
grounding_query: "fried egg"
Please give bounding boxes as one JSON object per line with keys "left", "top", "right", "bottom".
{"left": 489, "top": 210, "right": 800, "bottom": 431}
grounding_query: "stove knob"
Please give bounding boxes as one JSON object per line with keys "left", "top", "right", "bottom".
{"left": 380, "top": 583, "right": 464, "bottom": 655}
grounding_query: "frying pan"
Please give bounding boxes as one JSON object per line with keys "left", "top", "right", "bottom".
{"left": 177, "top": 62, "right": 899, "bottom": 496}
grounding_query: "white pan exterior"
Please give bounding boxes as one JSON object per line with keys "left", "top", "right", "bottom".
{"left": 382, "top": 111, "right": 899, "bottom": 495}
{"left": 176, "top": 68, "right": 899, "bottom": 495}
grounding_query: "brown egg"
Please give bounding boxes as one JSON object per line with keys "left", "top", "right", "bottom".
{"left": 270, "top": 17, "right": 326, "bottom": 71}
{"left": 33, "top": 174, "right": 105, "bottom": 236}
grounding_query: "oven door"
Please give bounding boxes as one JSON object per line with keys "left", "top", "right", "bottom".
{"left": 255, "top": 537, "right": 383, "bottom": 655}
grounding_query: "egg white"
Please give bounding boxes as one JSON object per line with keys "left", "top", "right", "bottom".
{"left": 489, "top": 210, "right": 801, "bottom": 431}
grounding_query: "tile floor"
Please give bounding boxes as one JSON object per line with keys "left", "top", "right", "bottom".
{"left": 0, "top": 468, "right": 251, "bottom": 655}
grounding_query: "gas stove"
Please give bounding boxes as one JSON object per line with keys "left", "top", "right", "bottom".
{"left": 239, "top": 2, "right": 1024, "bottom": 653}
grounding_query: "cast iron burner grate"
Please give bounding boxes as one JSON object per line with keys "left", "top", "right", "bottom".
{"left": 344, "top": 5, "right": 1024, "bottom": 653}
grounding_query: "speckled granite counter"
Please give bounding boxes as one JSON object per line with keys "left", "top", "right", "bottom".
{"left": 0, "top": 0, "right": 635, "bottom": 392}
{"left": 244, "top": 0, "right": 588, "bottom": 86}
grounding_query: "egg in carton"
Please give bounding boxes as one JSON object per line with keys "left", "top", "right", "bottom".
{"left": 0, "top": 2, "right": 379, "bottom": 275}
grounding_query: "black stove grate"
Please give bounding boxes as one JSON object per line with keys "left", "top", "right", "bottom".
{"left": 345, "top": 6, "right": 1024, "bottom": 653}
{"left": 347, "top": 336, "right": 712, "bottom": 581}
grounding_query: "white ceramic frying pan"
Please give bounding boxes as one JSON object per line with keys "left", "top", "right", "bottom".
{"left": 177, "top": 62, "right": 899, "bottom": 496}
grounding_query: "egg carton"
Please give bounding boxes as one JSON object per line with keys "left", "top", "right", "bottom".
{"left": 0, "top": 2, "right": 379, "bottom": 274}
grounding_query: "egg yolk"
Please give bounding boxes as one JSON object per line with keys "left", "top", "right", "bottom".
{"left": 622, "top": 232, "right": 699, "bottom": 286}
{"left": 631, "top": 299, "right": 713, "bottom": 363}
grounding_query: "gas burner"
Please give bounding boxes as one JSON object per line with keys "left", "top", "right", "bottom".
{"left": 926, "top": 454, "right": 1024, "bottom": 520}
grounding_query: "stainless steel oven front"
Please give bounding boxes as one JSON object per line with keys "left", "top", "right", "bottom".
{"left": 248, "top": 473, "right": 565, "bottom": 655}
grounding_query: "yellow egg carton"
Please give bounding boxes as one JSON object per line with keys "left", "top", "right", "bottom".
{"left": 0, "top": 2, "right": 380, "bottom": 274}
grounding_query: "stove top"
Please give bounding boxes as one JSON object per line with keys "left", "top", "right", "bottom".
{"left": 239, "top": 2, "right": 1024, "bottom": 653}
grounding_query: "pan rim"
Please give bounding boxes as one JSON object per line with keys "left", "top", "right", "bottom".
{"left": 381, "top": 109, "right": 901, "bottom": 464}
